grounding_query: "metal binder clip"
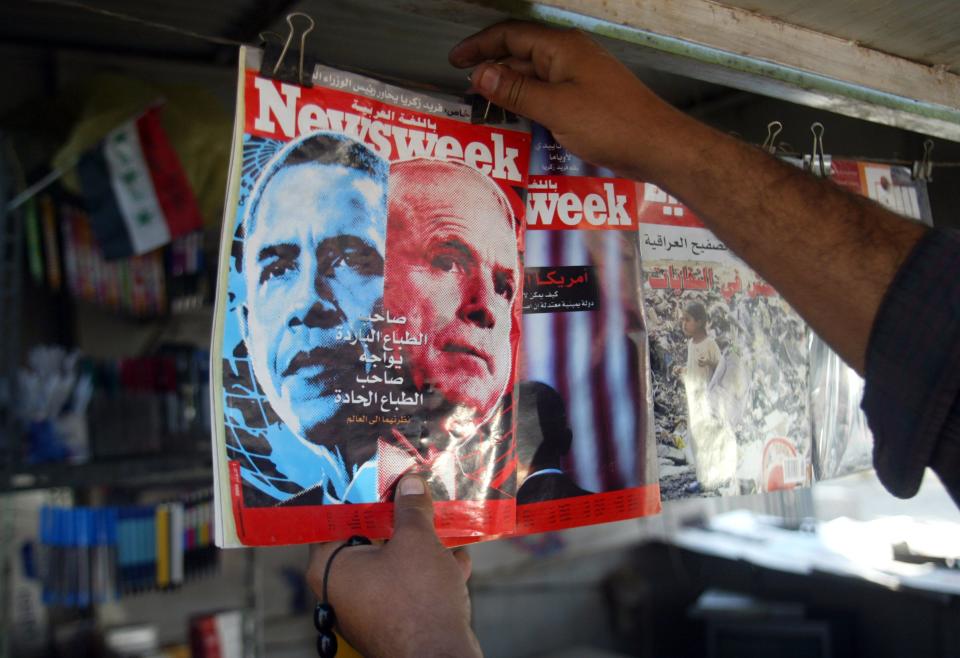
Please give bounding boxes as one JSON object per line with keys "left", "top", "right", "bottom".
{"left": 761, "top": 121, "right": 783, "bottom": 154}
{"left": 912, "top": 139, "right": 935, "bottom": 182}
{"left": 803, "top": 122, "right": 832, "bottom": 177}
{"left": 467, "top": 94, "right": 513, "bottom": 125}
{"left": 259, "top": 13, "right": 316, "bottom": 87}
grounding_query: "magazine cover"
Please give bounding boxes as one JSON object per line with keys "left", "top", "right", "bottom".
{"left": 511, "top": 124, "right": 660, "bottom": 534}
{"left": 640, "top": 185, "right": 812, "bottom": 499}
{"left": 211, "top": 48, "right": 530, "bottom": 546}
{"left": 809, "top": 160, "right": 933, "bottom": 481}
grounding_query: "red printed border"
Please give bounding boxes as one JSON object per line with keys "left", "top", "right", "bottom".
{"left": 516, "top": 484, "right": 661, "bottom": 534}
{"left": 443, "top": 485, "right": 662, "bottom": 547}
{"left": 229, "top": 462, "right": 515, "bottom": 546}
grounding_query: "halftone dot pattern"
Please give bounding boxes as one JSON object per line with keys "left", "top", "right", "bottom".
{"left": 222, "top": 138, "right": 523, "bottom": 506}
{"left": 223, "top": 353, "right": 302, "bottom": 500}
{"left": 239, "top": 135, "right": 284, "bottom": 209}
{"left": 222, "top": 135, "right": 302, "bottom": 502}
{"left": 382, "top": 159, "right": 521, "bottom": 419}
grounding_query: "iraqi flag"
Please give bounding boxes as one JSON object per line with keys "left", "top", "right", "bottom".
{"left": 77, "top": 106, "right": 203, "bottom": 260}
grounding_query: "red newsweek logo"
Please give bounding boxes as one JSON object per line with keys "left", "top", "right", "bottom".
{"left": 828, "top": 160, "right": 862, "bottom": 195}
{"left": 246, "top": 74, "right": 528, "bottom": 184}
{"left": 526, "top": 175, "right": 636, "bottom": 230}
{"left": 636, "top": 182, "right": 705, "bottom": 228}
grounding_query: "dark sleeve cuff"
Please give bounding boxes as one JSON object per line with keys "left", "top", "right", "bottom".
{"left": 862, "top": 228, "right": 960, "bottom": 498}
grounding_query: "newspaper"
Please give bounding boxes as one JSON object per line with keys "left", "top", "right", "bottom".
{"left": 210, "top": 48, "right": 530, "bottom": 546}
{"left": 640, "top": 185, "right": 812, "bottom": 499}
{"left": 642, "top": 158, "right": 934, "bottom": 496}
{"left": 809, "top": 160, "right": 933, "bottom": 481}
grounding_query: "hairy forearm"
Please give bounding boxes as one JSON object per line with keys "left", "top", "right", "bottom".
{"left": 451, "top": 22, "right": 927, "bottom": 374}
{"left": 625, "top": 104, "right": 927, "bottom": 374}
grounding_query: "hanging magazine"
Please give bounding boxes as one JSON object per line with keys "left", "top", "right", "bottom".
{"left": 511, "top": 124, "right": 661, "bottom": 534}
{"left": 640, "top": 185, "right": 812, "bottom": 499}
{"left": 210, "top": 48, "right": 530, "bottom": 546}
{"left": 808, "top": 160, "right": 933, "bottom": 481}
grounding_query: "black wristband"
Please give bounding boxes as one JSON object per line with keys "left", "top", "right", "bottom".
{"left": 314, "top": 535, "right": 372, "bottom": 658}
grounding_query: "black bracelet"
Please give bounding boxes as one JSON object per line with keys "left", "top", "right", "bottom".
{"left": 314, "top": 535, "right": 372, "bottom": 658}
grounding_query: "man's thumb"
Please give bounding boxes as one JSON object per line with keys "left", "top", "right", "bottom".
{"left": 471, "top": 62, "right": 549, "bottom": 120}
{"left": 392, "top": 475, "right": 436, "bottom": 538}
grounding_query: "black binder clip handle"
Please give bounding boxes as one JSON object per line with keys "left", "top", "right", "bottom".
{"left": 259, "top": 12, "right": 316, "bottom": 87}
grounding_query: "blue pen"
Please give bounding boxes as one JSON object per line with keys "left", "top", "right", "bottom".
{"left": 76, "top": 508, "right": 91, "bottom": 607}
{"left": 91, "top": 509, "right": 104, "bottom": 604}
{"left": 127, "top": 507, "right": 139, "bottom": 594}
{"left": 130, "top": 507, "right": 144, "bottom": 593}
{"left": 133, "top": 507, "right": 146, "bottom": 592}
{"left": 39, "top": 506, "right": 54, "bottom": 606}
{"left": 145, "top": 506, "right": 157, "bottom": 591}
{"left": 106, "top": 507, "right": 119, "bottom": 601}
{"left": 134, "top": 508, "right": 144, "bottom": 591}
{"left": 53, "top": 508, "right": 67, "bottom": 606}
{"left": 63, "top": 508, "right": 77, "bottom": 607}
{"left": 116, "top": 507, "right": 133, "bottom": 594}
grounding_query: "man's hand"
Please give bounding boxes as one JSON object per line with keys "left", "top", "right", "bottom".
{"left": 306, "top": 476, "right": 481, "bottom": 658}
{"left": 449, "top": 21, "right": 680, "bottom": 180}
{"left": 452, "top": 20, "right": 927, "bottom": 374}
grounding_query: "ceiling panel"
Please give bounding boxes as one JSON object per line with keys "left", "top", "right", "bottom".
{"left": 720, "top": 0, "right": 960, "bottom": 70}
{"left": 1, "top": 0, "right": 957, "bottom": 137}
{"left": 5, "top": 0, "right": 959, "bottom": 71}
{"left": 0, "top": 0, "right": 288, "bottom": 62}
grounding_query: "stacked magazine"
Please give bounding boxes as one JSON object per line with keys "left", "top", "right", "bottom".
{"left": 642, "top": 158, "right": 933, "bottom": 500}
{"left": 210, "top": 47, "right": 934, "bottom": 546}
{"left": 211, "top": 48, "right": 529, "bottom": 546}
{"left": 807, "top": 159, "right": 933, "bottom": 481}
{"left": 514, "top": 124, "right": 660, "bottom": 535}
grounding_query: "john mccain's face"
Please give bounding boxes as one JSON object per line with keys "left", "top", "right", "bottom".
{"left": 385, "top": 172, "right": 517, "bottom": 418}
{"left": 242, "top": 162, "right": 386, "bottom": 441}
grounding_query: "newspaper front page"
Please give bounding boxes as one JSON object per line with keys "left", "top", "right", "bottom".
{"left": 640, "top": 184, "right": 812, "bottom": 499}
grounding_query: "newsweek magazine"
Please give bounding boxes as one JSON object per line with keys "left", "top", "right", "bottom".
{"left": 807, "top": 160, "right": 933, "bottom": 481}
{"left": 640, "top": 185, "right": 812, "bottom": 499}
{"left": 210, "top": 48, "right": 530, "bottom": 546}
{"left": 511, "top": 124, "right": 661, "bottom": 534}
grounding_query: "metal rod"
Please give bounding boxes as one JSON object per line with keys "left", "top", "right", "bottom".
{"left": 511, "top": 2, "right": 960, "bottom": 142}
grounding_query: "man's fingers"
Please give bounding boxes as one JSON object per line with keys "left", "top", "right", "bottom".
{"left": 452, "top": 20, "right": 604, "bottom": 126}
{"left": 470, "top": 62, "right": 554, "bottom": 122}
{"left": 495, "top": 56, "right": 537, "bottom": 78}
{"left": 391, "top": 475, "right": 438, "bottom": 545}
{"left": 452, "top": 548, "right": 472, "bottom": 581}
{"left": 309, "top": 475, "right": 437, "bottom": 598}
{"left": 452, "top": 20, "right": 587, "bottom": 83}
{"left": 450, "top": 20, "right": 555, "bottom": 67}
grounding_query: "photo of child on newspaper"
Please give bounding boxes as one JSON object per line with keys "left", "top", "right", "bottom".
{"left": 677, "top": 301, "right": 737, "bottom": 495}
